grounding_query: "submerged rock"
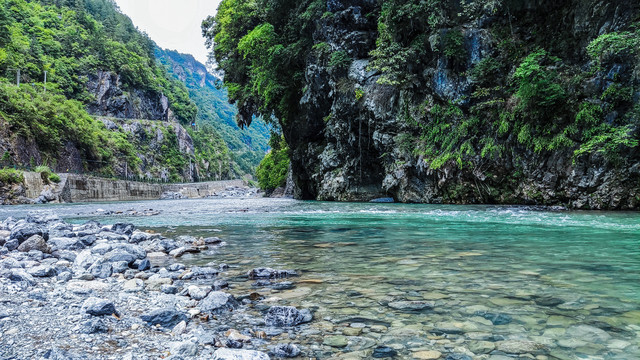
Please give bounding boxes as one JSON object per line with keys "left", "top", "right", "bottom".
{"left": 372, "top": 346, "right": 398, "bottom": 358}
{"left": 270, "top": 343, "right": 301, "bottom": 358}
{"left": 387, "top": 300, "right": 434, "bottom": 312}
{"left": 264, "top": 306, "right": 312, "bottom": 327}
{"left": 248, "top": 267, "right": 298, "bottom": 279}
{"left": 212, "top": 348, "right": 270, "bottom": 360}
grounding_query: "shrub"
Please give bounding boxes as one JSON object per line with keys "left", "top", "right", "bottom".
{"left": 587, "top": 30, "right": 640, "bottom": 68}
{"left": 256, "top": 137, "right": 290, "bottom": 191}
{"left": 49, "top": 173, "right": 61, "bottom": 183}
{"left": 329, "top": 50, "right": 352, "bottom": 71}
{"left": 0, "top": 168, "right": 23, "bottom": 185}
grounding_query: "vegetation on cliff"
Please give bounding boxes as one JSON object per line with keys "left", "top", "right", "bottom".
{"left": 0, "top": 0, "right": 260, "bottom": 181}
{"left": 207, "top": 0, "right": 640, "bottom": 207}
{"left": 255, "top": 135, "right": 289, "bottom": 192}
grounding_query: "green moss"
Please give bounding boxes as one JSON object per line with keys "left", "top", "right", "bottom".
{"left": 443, "top": 28, "right": 466, "bottom": 68}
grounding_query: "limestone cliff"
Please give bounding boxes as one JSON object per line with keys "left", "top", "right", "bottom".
{"left": 227, "top": 0, "right": 640, "bottom": 209}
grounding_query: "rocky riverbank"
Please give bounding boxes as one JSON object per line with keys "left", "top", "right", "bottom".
{"left": 1, "top": 211, "right": 638, "bottom": 360}
{"left": 0, "top": 213, "right": 307, "bottom": 359}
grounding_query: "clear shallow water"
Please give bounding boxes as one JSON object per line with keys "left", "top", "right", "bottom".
{"left": 4, "top": 199, "right": 640, "bottom": 358}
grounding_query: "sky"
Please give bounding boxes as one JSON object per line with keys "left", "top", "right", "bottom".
{"left": 113, "top": 0, "right": 222, "bottom": 65}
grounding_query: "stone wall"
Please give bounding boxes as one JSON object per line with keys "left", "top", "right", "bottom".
{"left": 19, "top": 172, "right": 246, "bottom": 203}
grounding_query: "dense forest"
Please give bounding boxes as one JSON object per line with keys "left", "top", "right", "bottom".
{"left": 0, "top": 0, "right": 267, "bottom": 183}
{"left": 205, "top": 0, "right": 640, "bottom": 209}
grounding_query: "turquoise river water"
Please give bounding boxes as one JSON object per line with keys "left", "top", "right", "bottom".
{"left": 3, "top": 198, "right": 640, "bottom": 359}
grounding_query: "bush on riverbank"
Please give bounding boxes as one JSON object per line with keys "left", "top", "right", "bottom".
{"left": 256, "top": 136, "right": 289, "bottom": 192}
{"left": 0, "top": 168, "right": 23, "bottom": 184}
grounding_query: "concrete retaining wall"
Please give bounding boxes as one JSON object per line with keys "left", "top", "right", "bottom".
{"left": 21, "top": 172, "right": 246, "bottom": 203}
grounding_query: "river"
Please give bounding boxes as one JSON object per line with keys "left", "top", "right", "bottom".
{"left": 3, "top": 198, "right": 640, "bottom": 359}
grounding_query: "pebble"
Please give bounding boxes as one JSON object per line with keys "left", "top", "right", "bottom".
{"left": 412, "top": 350, "right": 442, "bottom": 359}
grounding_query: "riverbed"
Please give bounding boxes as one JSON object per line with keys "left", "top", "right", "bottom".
{"left": 2, "top": 198, "right": 640, "bottom": 359}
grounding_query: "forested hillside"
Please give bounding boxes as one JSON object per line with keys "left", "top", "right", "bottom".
{"left": 0, "top": 0, "right": 256, "bottom": 182}
{"left": 155, "top": 48, "right": 269, "bottom": 175}
{"left": 205, "top": 0, "right": 640, "bottom": 209}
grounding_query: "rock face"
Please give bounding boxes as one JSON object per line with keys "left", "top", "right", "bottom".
{"left": 277, "top": 0, "right": 640, "bottom": 210}
{"left": 87, "top": 71, "right": 170, "bottom": 121}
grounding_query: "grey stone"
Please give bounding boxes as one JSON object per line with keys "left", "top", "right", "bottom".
{"left": 18, "top": 235, "right": 50, "bottom": 253}
{"left": 169, "top": 341, "right": 198, "bottom": 357}
{"left": 82, "top": 297, "right": 117, "bottom": 316}
{"left": 198, "top": 291, "right": 238, "bottom": 314}
{"left": 248, "top": 267, "right": 297, "bottom": 279}
{"left": 264, "top": 306, "right": 312, "bottom": 327}
{"left": 82, "top": 318, "right": 109, "bottom": 334}
{"left": 161, "top": 284, "right": 179, "bottom": 294}
{"left": 7, "top": 269, "right": 36, "bottom": 285}
{"left": 88, "top": 260, "right": 113, "bottom": 279}
{"left": 188, "top": 285, "right": 210, "bottom": 301}
{"left": 140, "top": 308, "right": 188, "bottom": 328}
{"left": 270, "top": 343, "right": 300, "bottom": 358}
{"left": 28, "top": 265, "right": 57, "bottom": 277}
{"left": 111, "top": 261, "right": 130, "bottom": 274}
{"left": 212, "top": 348, "right": 270, "bottom": 360}
{"left": 387, "top": 300, "right": 434, "bottom": 312}
{"left": 137, "top": 259, "right": 151, "bottom": 271}
{"left": 5, "top": 238, "right": 18, "bottom": 251}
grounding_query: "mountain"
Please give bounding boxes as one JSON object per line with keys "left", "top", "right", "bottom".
{"left": 155, "top": 48, "right": 270, "bottom": 175}
{"left": 0, "top": 0, "right": 256, "bottom": 182}
{"left": 205, "top": 0, "right": 640, "bottom": 210}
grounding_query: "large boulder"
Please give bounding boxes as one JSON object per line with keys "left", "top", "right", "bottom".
{"left": 17, "top": 235, "right": 50, "bottom": 253}
{"left": 9, "top": 223, "right": 48, "bottom": 243}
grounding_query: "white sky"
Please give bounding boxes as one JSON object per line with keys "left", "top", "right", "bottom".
{"left": 113, "top": 0, "right": 222, "bottom": 64}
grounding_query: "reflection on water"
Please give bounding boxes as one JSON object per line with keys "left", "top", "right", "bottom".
{"left": 4, "top": 198, "right": 640, "bottom": 358}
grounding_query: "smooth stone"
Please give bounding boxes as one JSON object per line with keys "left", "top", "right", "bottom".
{"left": 188, "top": 285, "right": 210, "bottom": 301}
{"left": 468, "top": 341, "right": 495, "bottom": 354}
{"left": 412, "top": 350, "right": 442, "bottom": 359}
{"left": 387, "top": 301, "right": 434, "bottom": 311}
{"left": 565, "top": 325, "right": 611, "bottom": 342}
{"left": 445, "top": 354, "right": 471, "bottom": 360}
{"left": 212, "top": 348, "right": 270, "bottom": 360}
{"left": 123, "top": 279, "right": 144, "bottom": 292}
{"left": 372, "top": 346, "right": 397, "bottom": 358}
{"left": 343, "top": 327, "right": 363, "bottom": 336}
{"left": 248, "top": 267, "right": 297, "bottom": 279}
{"left": 169, "top": 340, "right": 198, "bottom": 357}
{"left": 324, "top": 335, "right": 348, "bottom": 348}
{"left": 496, "top": 340, "right": 544, "bottom": 354}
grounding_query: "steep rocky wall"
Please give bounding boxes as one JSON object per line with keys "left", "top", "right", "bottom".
{"left": 284, "top": 0, "right": 640, "bottom": 209}
{"left": 86, "top": 71, "right": 171, "bottom": 121}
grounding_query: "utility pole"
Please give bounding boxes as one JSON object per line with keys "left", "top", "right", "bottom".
{"left": 43, "top": 71, "right": 47, "bottom": 93}
{"left": 16, "top": 69, "right": 20, "bottom": 86}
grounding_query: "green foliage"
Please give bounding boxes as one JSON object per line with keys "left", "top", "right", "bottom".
{"left": 0, "top": 0, "right": 196, "bottom": 124}
{"left": 256, "top": 136, "right": 290, "bottom": 191}
{"left": 205, "top": 0, "right": 325, "bottom": 127}
{"left": 48, "top": 172, "right": 61, "bottom": 183}
{"left": 0, "top": 167, "right": 23, "bottom": 184}
{"left": 369, "top": 0, "right": 442, "bottom": 85}
{"left": 328, "top": 50, "right": 351, "bottom": 71}
{"left": 574, "top": 125, "right": 638, "bottom": 163}
{"left": 443, "top": 28, "right": 466, "bottom": 68}
{"left": 0, "top": 82, "right": 138, "bottom": 173}
{"left": 354, "top": 88, "right": 364, "bottom": 101}
{"left": 587, "top": 30, "right": 640, "bottom": 69}
{"left": 512, "top": 49, "right": 566, "bottom": 112}
{"left": 156, "top": 47, "right": 271, "bottom": 176}
{"left": 469, "top": 57, "right": 502, "bottom": 85}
